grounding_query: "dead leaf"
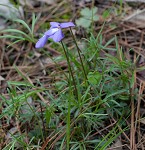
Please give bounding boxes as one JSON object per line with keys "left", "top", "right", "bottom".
{"left": 6, "top": 127, "right": 17, "bottom": 140}
{"left": 140, "top": 118, "right": 145, "bottom": 124}
{"left": 107, "top": 138, "right": 123, "bottom": 150}
{"left": 0, "top": 76, "right": 5, "bottom": 81}
{"left": 124, "top": 9, "right": 145, "bottom": 27}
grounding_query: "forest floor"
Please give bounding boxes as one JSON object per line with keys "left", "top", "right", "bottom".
{"left": 1, "top": 0, "right": 145, "bottom": 149}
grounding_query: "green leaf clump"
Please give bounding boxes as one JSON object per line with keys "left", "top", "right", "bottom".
{"left": 76, "top": 7, "right": 99, "bottom": 29}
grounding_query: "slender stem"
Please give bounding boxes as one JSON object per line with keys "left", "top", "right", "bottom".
{"left": 69, "top": 28, "right": 87, "bottom": 80}
{"left": 129, "top": 81, "right": 135, "bottom": 150}
{"left": 61, "top": 41, "right": 78, "bottom": 149}
{"left": 66, "top": 89, "right": 71, "bottom": 150}
{"left": 61, "top": 41, "right": 78, "bottom": 100}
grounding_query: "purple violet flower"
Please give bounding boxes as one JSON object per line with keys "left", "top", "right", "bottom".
{"left": 35, "top": 22, "right": 75, "bottom": 48}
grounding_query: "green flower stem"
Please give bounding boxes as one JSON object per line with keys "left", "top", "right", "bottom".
{"left": 61, "top": 41, "right": 78, "bottom": 100}
{"left": 66, "top": 89, "right": 71, "bottom": 150}
{"left": 69, "top": 28, "right": 87, "bottom": 81}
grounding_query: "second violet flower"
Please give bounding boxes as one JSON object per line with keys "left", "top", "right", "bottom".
{"left": 35, "top": 22, "right": 75, "bottom": 48}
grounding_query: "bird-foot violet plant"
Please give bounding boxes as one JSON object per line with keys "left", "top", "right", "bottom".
{"left": 36, "top": 22, "right": 79, "bottom": 98}
{"left": 35, "top": 22, "right": 87, "bottom": 97}
{"left": 35, "top": 21, "right": 87, "bottom": 149}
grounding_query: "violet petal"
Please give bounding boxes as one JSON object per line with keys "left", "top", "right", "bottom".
{"left": 50, "top": 22, "right": 60, "bottom": 28}
{"left": 45, "top": 28, "right": 59, "bottom": 36}
{"left": 35, "top": 35, "right": 48, "bottom": 48}
{"left": 60, "top": 22, "right": 75, "bottom": 28}
{"left": 49, "top": 29, "right": 64, "bottom": 42}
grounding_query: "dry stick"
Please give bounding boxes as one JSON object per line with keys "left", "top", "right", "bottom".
{"left": 41, "top": 130, "right": 61, "bottom": 150}
{"left": 89, "top": 121, "right": 116, "bottom": 139}
{"left": 135, "top": 83, "right": 142, "bottom": 130}
{"left": 130, "top": 53, "right": 137, "bottom": 150}
{"left": 130, "top": 82, "right": 135, "bottom": 150}
{"left": 135, "top": 82, "right": 145, "bottom": 149}
{"left": 111, "top": 117, "right": 130, "bottom": 142}
{"left": 136, "top": 134, "right": 145, "bottom": 149}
